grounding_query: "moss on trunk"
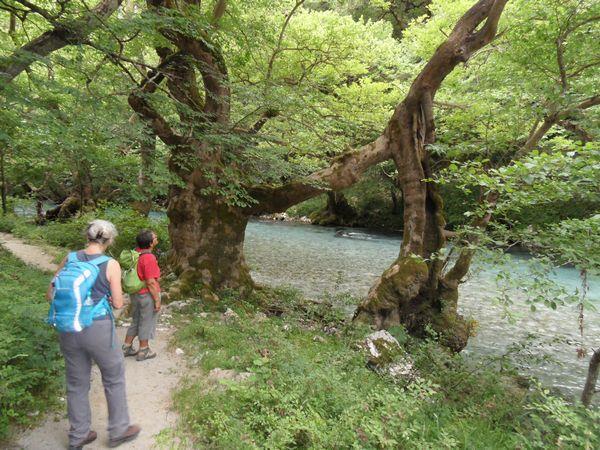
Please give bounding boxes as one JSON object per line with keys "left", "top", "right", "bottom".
{"left": 166, "top": 185, "right": 254, "bottom": 300}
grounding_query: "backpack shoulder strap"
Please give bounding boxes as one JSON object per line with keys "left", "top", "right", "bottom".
{"left": 67, "top": 251, "right": 79, "bottom": 263}
{"left": 88, "top": 255, "right": 111, "bottom": 267}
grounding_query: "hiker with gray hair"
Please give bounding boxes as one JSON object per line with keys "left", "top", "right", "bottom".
{"left": 47, "top": 219, "right": 140, "bottom": 449}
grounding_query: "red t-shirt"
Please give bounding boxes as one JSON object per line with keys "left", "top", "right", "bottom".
{"left": 135, "top": 248, "right": 161, "bottom": 294}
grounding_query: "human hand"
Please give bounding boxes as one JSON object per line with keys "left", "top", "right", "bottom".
{"left": 154, "top": 301, "right": 161, "bottom": 312}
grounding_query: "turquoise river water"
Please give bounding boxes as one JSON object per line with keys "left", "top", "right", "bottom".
{"left": 245, "top": 220, "right": 599, "bottom": 400}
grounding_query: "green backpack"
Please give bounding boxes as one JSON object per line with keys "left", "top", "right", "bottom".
{"left": 118, "top": 249, "right": 146, "bottom": 294}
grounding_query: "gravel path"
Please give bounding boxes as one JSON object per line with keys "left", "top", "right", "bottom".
{"left": 0, "top": 233, "right": 186, "bottom": 449}
{"left": 0, "top": 232, "right": 58, "bottom": 272}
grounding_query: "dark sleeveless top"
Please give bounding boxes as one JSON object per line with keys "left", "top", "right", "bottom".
{"left": 75, "top": 251, "right": 110, "bottom": 304}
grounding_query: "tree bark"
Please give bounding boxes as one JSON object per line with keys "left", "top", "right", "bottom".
{"left": 310, "top": 191, "right": 357, "bottom": 226}
{"left": 166, "top": 183, "right": 254, "bottom": 299}
{"left": 517, "top": 95, "right": 600, "bottom": 158}
{"left": 581, "top": 348, "right": 600, "bottom": 407}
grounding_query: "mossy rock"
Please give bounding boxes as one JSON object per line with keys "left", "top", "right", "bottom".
{"left": 363, "top": 330, "right": 404, "bottom": 367}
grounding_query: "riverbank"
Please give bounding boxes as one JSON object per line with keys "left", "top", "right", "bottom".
{"left": 3, "top": 210, "right": 600, "bottom": 398}
{"left": 166, "top": 288, "right": 600, "bottom": 448}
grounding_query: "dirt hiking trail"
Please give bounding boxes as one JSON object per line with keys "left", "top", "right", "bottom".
{"left": 1, "top": 233, "right": 186, "bottom": 449}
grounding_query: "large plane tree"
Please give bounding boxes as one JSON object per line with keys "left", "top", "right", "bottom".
{"left": 126, "top": 0, "right": 509, "bottom": 350}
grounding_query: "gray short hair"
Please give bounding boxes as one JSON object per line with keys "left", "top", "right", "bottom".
{"left": 86, "top": 219, "right": 118, "bottom": 245}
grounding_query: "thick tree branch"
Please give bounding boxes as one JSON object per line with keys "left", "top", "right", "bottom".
{"left": 211, "top": 0, "right": 227, "bottom": 26}
{"left": 246, "top": 135, "right": 390, "bottom": 214}
{"left": 443, "top": 192, "right": 498, "bottom": 285}
{"left": 582, "top": 348, "right": 600, "bottom": 407}
{"left": 147, "top": 0, "right": 229, "bottom": 122}
{"left": 558, "top": 120, "right": 594, "bottom": 143}
{"left": 249, "top": 109, "right": 278, "bottom": 134}
{"left": 0, "top": 0, "right": 123, "bottom": 84}
{"left": 128, "top": 67, "right": 186, "bottom": 147}
{"left": 518, "top": 94, "right": 599, "bottom": 157}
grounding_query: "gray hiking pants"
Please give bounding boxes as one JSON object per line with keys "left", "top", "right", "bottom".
{"left": 59, "top": 319, "right": 130, "bottom": 445}
{"left": 126, "top": 292, "right": 158, "bottom": 341}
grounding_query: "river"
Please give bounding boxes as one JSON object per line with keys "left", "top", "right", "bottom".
{"left": 245, "top": 219, "right": 599, "bottom": 400}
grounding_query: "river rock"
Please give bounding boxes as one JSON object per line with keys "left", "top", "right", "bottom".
{"left": 164, "top": 300, "right": 189, "bottom": 311}
{"left": 259, "top": 212, "right": 290, "bottom": 221}
{"left": 223, "top": 308, "right": 239, "bottom": 321}
{"left": 363, "top": 330, "right": 401, "bottom": 366}
{"left": 362, "top": 330, "right": 416, "bottom": 380}
{"left": 253, "top": 312, "right": 267, "bottom": 323}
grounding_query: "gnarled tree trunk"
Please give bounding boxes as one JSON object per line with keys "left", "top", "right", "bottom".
{"left": 129, "top": 1, "right": 395, "bottom": 299}
{"left": 128, "top": 0, "right": 506, "bottom": 352}
{"left": 167, "top": 184, "right": 253, "bottom": 298}
{"left": 311, "top": 191, "right": 357, "bottom": 226}
{"left": 355, "top": 0, "right": 508, "bottom": 352}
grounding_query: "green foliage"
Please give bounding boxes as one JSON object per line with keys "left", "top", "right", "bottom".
{"left": 1, "top": 205, "right": 169, "bottom": 259}
{"left": 0, "top": 249, "right": 63, "bottom": 441}
{"left": 169, "top": 290, "right": 599, "bottom": 449}
{"left": 524, "top": 385, "right": 600, "bottom": 449}
{"left": 519, "top": 216, "right": 600, "bottom": 275}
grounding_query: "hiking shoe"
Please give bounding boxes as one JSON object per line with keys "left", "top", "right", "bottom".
{"left": 136, "top": 347, "right": 157, "bottom": 361}
{"left": 122, "top": 344, "right": 138, "bottom": 357}
{"left": 68, "top": 430, "right": 97, "bottom": 449}
{"left": 108, "top": 424, "right": 141, "bottom": 448}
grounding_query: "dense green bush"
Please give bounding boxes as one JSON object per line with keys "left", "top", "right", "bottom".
{"left": 1, "top": 205, "right": 169, "bottom": 258}
{"left": 0, "top": 249, "right": 63, "bottom": 441}
{"left": 0, "top": 213, "right": 19, "bottom": 233}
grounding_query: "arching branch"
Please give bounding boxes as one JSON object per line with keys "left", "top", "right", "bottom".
{"left": 0, "top": 0, "right": 124, "bottom": 85}
{"left": 246, "top": 135, "right": 390, "bottom": 214}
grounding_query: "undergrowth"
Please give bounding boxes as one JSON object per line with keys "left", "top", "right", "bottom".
{"left": 0, "top": 204, "right": 169, "bottom": 262}
{"left": 170, "top": 288, "right": 600, "bottom": 449}
{"left": 0, "top": 249, "right": 63, "bottom": 442}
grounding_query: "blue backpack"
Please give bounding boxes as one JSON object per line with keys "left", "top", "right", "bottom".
{"left": 47, "top": 252, "right": 112, "bottom": 333}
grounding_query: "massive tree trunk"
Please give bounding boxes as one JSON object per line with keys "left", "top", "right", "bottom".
{"left": 354, "top": 0, "right": 508, "bottom": 352}
{"left": 166, "top": 184, "right": 253, "bottom": 298}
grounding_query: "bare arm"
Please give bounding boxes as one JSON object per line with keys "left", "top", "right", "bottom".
{"left": 145, "top": 278, "right": 161, "bottom": 312}
{"left": 46, "top": 256, "right": 67, "bottom": 301}
{"left": 106, "top": 259, "right": 124, "bottom": 309}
